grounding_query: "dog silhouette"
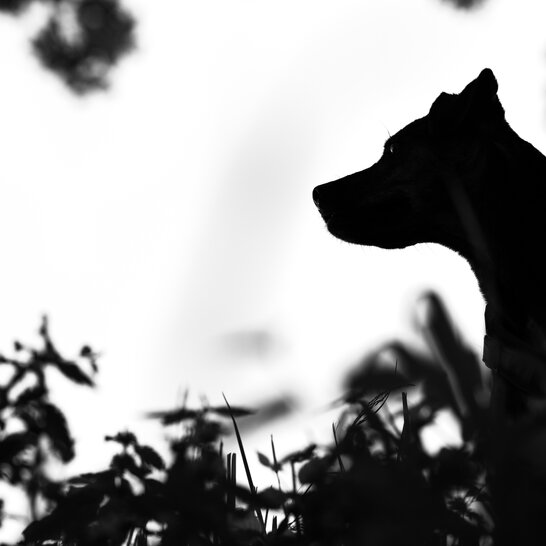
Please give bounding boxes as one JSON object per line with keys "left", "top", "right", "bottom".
{"left": 314, "top": 69, "right": 546, "bottom": 544}
{"left": 313, "top": 69, "right": 546, "bottom": 418}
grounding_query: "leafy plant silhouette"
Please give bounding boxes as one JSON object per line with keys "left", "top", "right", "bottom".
{"left": 0, "top": 316, "right": 97, "bottom": 531}
{"left": 3, "top": 293, "right": 545, "bottom": 544}
{"left": 7, "top": 291, "right": 513, "bottom": 545}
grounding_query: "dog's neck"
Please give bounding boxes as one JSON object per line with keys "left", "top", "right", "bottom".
{"left": 470, "top": 135, "right": 546, "bottom": 411}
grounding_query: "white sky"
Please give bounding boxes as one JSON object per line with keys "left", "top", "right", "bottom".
{"left": 1, "top": 0, "right": 546, "bottom": 532}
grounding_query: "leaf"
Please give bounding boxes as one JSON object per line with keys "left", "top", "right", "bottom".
{"left": 280, "top": 444, "right": 316, "bottom": 465}
{"left": 134, "top": 444, "right": 165, "bottom": 471}
{"left": 398, "top": 391, "right": 413, "bottom": 462}
{"left": 143, "top": 477, "right": 164, "bottom": 496}
{"left": 257, "top": 451, "right": 274, "bottom": 470}
{"left": 146, "top": 408, "right": 199, "bottom": 425}
{"left": 223, "top": 393, "right": 266, "bottom": 534}
{"left": 379, "top": 342, "right": 460, "bottom": 417}
{"left": 344, "top": 358, "right": 414, "bottom": 402}
{"left": 431, "top": 448, "right": 477, "bottom": 491}
{"left": 111, "top": 452, "right": 146, "bottom": 478}
{"left": 255, "top": 487, "right": 286, "bottom": 509}
{"left": 13, "top": 385, "right": 47, "bottom": 407}
{"left": 298, "top": 457, "right": 331, "bottom": 484}
{"left": 23, "top": 484, "right": 105, "bottom": 543}
{"left": 208, "top": 405, "right": 255, "bottom": 418}
{"left": 80, "top": 344, "right": 99, "bottom": 372}
{"left": 105, "top": 431, "right": 137, "bottom": 447}
{"left": 54, "top": 360, "right": 94, "bottom": 386}
{"left": 193, "top": 419, "right": 226, "bottom": 443}
{"left": 421, "top": 291, "right": 484, "bottom": 417}
{"left": 42, "top": 402, "right": 75, "bottom": 462}
{"left": 0, "top": 431, "right": 37, "bottom": 464}
{"left": 68, "top": 470, "right": 116, "bottom": 489}
{"left": 80, "top": 345, "right": 93, "bottom": 357}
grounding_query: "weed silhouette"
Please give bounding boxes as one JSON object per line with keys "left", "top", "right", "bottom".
{"left": 0, "top": 317, "right": 97, "bottom": 530}
{"left": 6, "top": 293, "right": 500, "bottom": 545}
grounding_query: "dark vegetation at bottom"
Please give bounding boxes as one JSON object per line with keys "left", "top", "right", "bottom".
{"left": 2, "top": 293, "right": 545, "bottom": 545}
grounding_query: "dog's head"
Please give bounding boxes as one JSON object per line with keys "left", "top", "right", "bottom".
{"left": 313, "top": 69, "right": 507, "bottom": 255}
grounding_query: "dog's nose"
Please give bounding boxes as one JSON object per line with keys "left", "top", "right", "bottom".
{"left": 312, "top": 186, "right": 321, "bottom": 207}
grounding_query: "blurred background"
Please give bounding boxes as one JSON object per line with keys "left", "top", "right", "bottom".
{"left": 1, "top": 0, "right": 546, "bottom": 530}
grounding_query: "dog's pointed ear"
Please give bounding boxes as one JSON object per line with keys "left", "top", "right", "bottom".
{"left": 428, "top": 92, "right": 463, "bottom": 137}
{"left": 460, "top": 68, "right": 499, "bottom": 105}
{"left": 459, "top": 68, "right": 505, "bottom": 125}
{"left": 471, "top": 68, "right": 498, "bottom": 97}
{"left": 428, "top": 69, "right": 505, "bottom": 137}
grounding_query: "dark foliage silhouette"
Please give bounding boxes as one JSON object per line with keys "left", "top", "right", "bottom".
{"left": 314, "top": 69, "right": 546, "bottom": 543}
{"left": 0, "top": 317, "right": 97, "bottom": 527}
{"left": 23, "top": 431, "right": 167, "bottom": 545}
{"left": 9, "top": 292, "right": 502, "bottom": 546}
{"left": 0, "top": 0, "right": 135, "bottom": 93}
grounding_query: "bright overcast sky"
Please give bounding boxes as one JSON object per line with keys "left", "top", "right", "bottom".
{"left": 1, "top": 0, "right": 546, "bottom": 511}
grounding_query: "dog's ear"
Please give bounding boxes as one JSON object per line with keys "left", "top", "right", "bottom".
{"left": 428, "top": 92, "right": 466, "bottom": 137}
{"left": 469, "top": 68, "right": 498, "bottom": 98}
{"left": 459, "top": 68, "right": 505, "bottom": 126}
{"left": 428, "top": 69, "right": 505, "bottom": 137}
{"left": 459, "top": 68, "right": 500, "bottom": 108}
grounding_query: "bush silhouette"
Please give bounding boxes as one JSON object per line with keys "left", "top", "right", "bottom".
{"left": 0, "top": 292, "right": 516, "bottom": 545}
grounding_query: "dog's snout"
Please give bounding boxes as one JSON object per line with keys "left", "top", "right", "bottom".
{"left": 312, "top": 186, "right": 321, "bottom": 208}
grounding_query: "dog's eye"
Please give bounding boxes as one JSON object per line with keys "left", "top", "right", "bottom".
{"left": 384, "top": 141, "right": 398, "bottom": 157}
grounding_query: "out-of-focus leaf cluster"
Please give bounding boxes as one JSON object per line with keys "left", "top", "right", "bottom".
{"left": 0, "top": 316, "right": 97, "bottom": 525}
{"left": 442, "top": 0, "right": 486, "bottom": 8}
{"left": 0, "top": 0, "right": 135, "bottom": 93}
